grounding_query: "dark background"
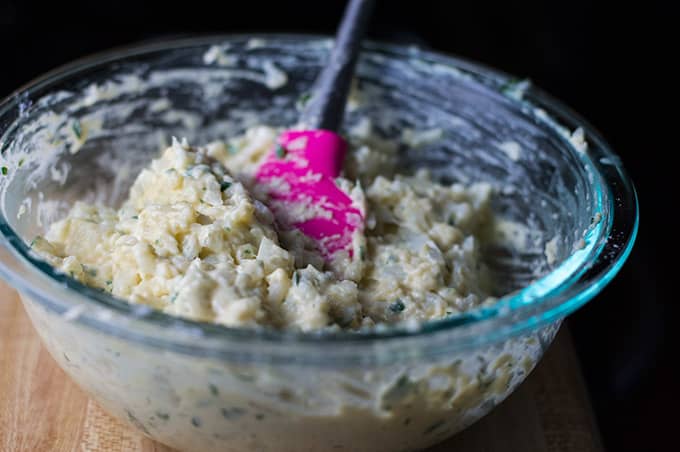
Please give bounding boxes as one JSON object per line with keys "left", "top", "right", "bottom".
{"left": 1, "top": 1, "right": 674, "bottom": 450}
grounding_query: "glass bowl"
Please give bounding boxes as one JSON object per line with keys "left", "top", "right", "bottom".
{"left": 0, "top": 35, "right": 637, "bottom": 452}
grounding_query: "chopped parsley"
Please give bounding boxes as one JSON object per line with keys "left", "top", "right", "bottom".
{"left": 191, "top": 416, "right": 202, "bottom": 427}
{"left": 476, "top": 371, "right": 493, "bottom": 391}
{"left": 293, "top": 271, "right": 300, "bottom": 285}
{"left": 423, "top": 419, "right": 446, "bottom": 435}
{"left": 126, "top": 409, "right": 150, "bottom": 435}
{"left": 220, "top": 181, "right": 232, "bottom": 191}
{"left": 275, "top": 144, "right": 287, "bottom": 158}
{"left": 72, "top": 119, "right": 82, "bottom": 139}
{"left": 184, "top": 164, "right": 209, "bottom": 178}
{"left": 155, "top": 412, "right": 170, "bottom": 421}
{"left": 395, "top": 375, "right": 409, "bottom": 387}
{"left": 18, "top": 158, "right": 24, "bottom": 167}
{"left": 30, "top": 236, "right": 41, "bottom": 247}
{"left": 1, "top": 166, "right": 7, "bottom": 176}
{"left": 359, "top": 245, "right": 366, "bottom": 261}
{"left": 169, "top": 292, "right": 178, "bottom": 303}
{"left": 209, "top": 384, "right": 219, "bottom": 396}
{"left": 297, "top": 92, "right": 312, "bottom": 108}
{"left": 389, "top": 299, "right": 405, "bottom": 313}
{"left": 81, "top": 265, "right": 97, "bottom": 277}
{"left": 221, "top": 407, "right": 245, "bottom": 419}
{"left": 131, "top": 215, "right": 139, "bottom": 220}
{"left": 500, "top": 78, "right": 521, "bottom": 95}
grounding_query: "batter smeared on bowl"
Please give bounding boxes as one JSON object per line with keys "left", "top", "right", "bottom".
{"left": 33, "top": 125, "right": 495, "bottom": 331}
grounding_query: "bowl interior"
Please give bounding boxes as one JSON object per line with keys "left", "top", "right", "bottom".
{"left": 0, "top": 36, "right": 599, "bottom": 310}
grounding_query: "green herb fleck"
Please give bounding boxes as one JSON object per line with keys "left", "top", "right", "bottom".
{"left": 294, "top": 271, "right": 300, "bottom": 286}
{"left": 30, "top": 236, "right": 41, "bottom": 247}
{"left": 183, "top": 165, "right": 195, "bottom": 177}
{"left": 500, "top": 78, "right": 521, "bottom": 95}
{"left": 423, "top": 420, "right": 446, "bottom": 435}
{"left": 126, "top": 409, "right": 150, "bottom": 435}
{"left": 447, "top": 214, "right": 456, "bottom": 225}
{"left": 72, "top": 119, "right": 82, "bottom": 139}
{"left": 169, "top": 292, "right": 178, "bottom": 303}
{"left": 18, "top": 158, "right": 25, "bottom": 167}
{"left": 105, "top": 280, "right": 112, "bottom": 286}
{"left": 156, "top": 412, "right": 170, "bottom": 421}
{"left": 220, "top": 181, "right": 232, "bottom": 191}
{"left": 81, "top": 265, "right": 97, "bottom": 277}
{"left": 389, "top": 299, "right": 405, "bottom": 313}
{"left": 223, "top": 226, "right": 231, "bottom": 233}
{"left": 191, "top": 416, "right": 202, "bottom": 427}
{"left": 396, "top": 375, "right": 409, "bottom": 388}
{"left": 1, "top": 166, "right": 7, "bottom": 176}
{"left": 359, "top": 245, "right": 366, "bottom": 261}
{"left": 255, "top": 413, "right": 265, "bottom": 421}
{"left": 297, "top": 92, "right": 312, "bottom": 108}
{"left": 154, "top": 239, "right": 160, "bottom": 245}
{"left": 476, "top": 369, "right": 493, "bottom": 391}
{"left": 275, "top": 144, "right": 287, "bottom": 158}
{"left": 131, "top": 215, "right": 139, "bottom": 220}
{"left": 209, "top": 384, "right": 219, "bottom": 396}
{"left": 221, "top": 407, "right": 245, "bottom": 419}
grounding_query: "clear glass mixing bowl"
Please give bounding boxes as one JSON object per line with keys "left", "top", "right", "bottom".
{"left": 0, "top": 35, "right": 637, "bottom": 452}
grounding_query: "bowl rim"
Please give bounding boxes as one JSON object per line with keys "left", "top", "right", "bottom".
{"left": 0, "top": 34, "right": 638, "bottom": 363}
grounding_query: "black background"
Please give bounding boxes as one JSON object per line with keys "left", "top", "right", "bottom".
{"left": 1, "top": 1, "right": 674, "bottom": 450}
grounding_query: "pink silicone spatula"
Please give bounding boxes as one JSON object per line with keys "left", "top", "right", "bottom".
{"left": 255, "top": 0, "right": 375, "bottom": 260}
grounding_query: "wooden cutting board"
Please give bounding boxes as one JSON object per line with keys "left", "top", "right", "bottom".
{"left": 0, "top": 280, "right": 603, "bottom": 452}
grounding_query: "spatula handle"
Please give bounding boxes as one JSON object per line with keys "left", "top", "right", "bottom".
{"left": 299, "top": 0, "right": 375, "bottom": 131}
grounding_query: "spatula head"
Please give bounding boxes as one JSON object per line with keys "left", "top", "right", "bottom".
{"left": 255, "top": 129, "right": 363, "bottom": 259}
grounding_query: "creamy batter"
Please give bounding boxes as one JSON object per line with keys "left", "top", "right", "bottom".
{"left": 33, "top": 125, "right": 495, "bottom": 331}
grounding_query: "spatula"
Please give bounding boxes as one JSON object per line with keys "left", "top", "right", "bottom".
{"left": 255, "top": 0, "right": 375, "bottom": 261}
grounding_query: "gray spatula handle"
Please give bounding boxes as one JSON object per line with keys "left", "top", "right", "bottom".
{"left": 299, "top": 0, "right": 375, "bottom": 131}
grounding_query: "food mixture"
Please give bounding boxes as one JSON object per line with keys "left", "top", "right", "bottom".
{"left": 33, "top": 125, "right": 496, "bottom": 331}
